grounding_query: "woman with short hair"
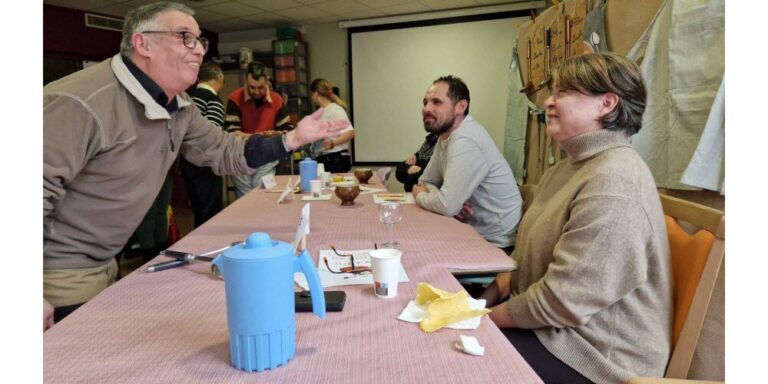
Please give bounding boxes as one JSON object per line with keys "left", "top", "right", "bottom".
{"left": 482, "top": 53, "right": 672, "bottom": 384}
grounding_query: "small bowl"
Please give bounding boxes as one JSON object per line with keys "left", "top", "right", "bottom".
{"left": 334, "top": 182, "right": 361, "bottom": 206}
{"left": 354, "top": 168, "right": 373, "bottom": 184}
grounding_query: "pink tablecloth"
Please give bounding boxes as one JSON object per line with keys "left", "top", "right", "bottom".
{"left": 44, "top": 175, "right": 541, "bottom": 383}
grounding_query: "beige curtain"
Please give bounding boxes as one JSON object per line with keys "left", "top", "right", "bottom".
{"left": 627, "top": 0, "right": 725, "bottom": 190}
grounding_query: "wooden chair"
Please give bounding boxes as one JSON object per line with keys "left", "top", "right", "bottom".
{"left": 627, "top": 194, "right": 725, "bottom": 384}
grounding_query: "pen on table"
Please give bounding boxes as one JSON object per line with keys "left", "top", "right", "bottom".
{"left": 145, "top": 259, "right": 189, "bottom": 273}
{"left": 160, "top": 242, "right": 241, "bottom": 261}
{"left": 159, "top": 249, "right": 193, "bottom": 260}
{"left": 145, "top": 254, "right": 214, "bottom": 273}
{"left": 148, "top": 243, "right": 243, "bottom": 272}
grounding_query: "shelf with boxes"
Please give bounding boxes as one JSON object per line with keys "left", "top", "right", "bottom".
{"left": 272, "top": 38, "right": 310, "bottom": 126}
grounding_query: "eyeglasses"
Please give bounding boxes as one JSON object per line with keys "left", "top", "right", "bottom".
{"left": 141, "top": 30, "right": 209, "bottom": 52}
{"left": 323, "top": 244, "right": 371, "bottom": 274}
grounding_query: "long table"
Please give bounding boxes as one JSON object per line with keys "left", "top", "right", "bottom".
{"left": 44, "top": 175, "right": 542, "bottom": 383}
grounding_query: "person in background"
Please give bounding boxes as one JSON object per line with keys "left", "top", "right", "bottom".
{"left": 411, "top": 75, "right": 522, "bottom": 254}
{"left": 190, "top": 61, "right": 226, "bottom": 126}
{"left": 225, "top": 61, "right": 289, "bottom": 197}
{"left": 481, "top": 53, "right": 671, "bottom": 383}
{"left": 181, "top": 61, "right": 226, "bottom": 227}
{"left": 308, "top": 78, "right": 355, "bottom": 173}
{"left": 43, "top": 1, "right": 347, "bottom": 330}
{"left": 395, "top": 131, "right": 437, "bottom": 192}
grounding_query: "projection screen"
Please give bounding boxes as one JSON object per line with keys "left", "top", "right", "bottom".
{"left": 349, "top": 15, "right": 529, "bottom": 163}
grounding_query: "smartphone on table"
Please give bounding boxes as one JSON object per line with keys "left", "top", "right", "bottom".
{"left": 295, "top": 290, "right": 346, "bottom": 312}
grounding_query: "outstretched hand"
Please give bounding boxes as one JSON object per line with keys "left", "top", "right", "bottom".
{"left": 284, "top": 108, "right": 349, "bottom": 150}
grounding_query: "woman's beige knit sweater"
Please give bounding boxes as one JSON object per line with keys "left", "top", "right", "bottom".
{"left": 504, "top": 129, "right": 672, "bottom": 383}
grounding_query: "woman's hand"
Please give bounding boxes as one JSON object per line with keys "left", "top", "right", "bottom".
{"left": 478, "top": 272, "right": 513, "bottom": 307}
{"left": 489, "top": 301, "right": 515, "bottom": 328}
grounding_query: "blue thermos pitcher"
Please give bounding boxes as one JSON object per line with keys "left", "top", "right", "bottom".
{"left": 299, "top": 157, "right": 317, "bottom": 192}
{"left": 212, "top": 232, "right": 326, "bottom": 372}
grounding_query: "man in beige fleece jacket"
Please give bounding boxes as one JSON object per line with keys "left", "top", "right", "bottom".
{"left": 43, "top": 2, "right": 346, "bottom": 330}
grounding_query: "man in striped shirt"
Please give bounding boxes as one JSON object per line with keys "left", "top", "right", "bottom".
{"left": 181, "top": 61, "right": 226, "bottom": 227}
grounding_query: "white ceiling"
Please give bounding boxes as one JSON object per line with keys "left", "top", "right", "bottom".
{"left": 43, "top": 0, "right": 535, "bottom": 33}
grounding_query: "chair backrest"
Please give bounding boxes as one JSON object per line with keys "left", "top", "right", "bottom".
{"left": 376, "top": 167, "right": 392, "bottom": 184}
{"left": 518, "top": 184, "right": 539, "bottom": 215}
{"left": 659, "top": 193, "right": 725, "bottom": 379}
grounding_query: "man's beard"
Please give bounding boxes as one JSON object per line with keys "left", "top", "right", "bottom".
{"left": 252, "top": 95, "right": 266, "bottom": 106}
{"left": 423, "top": 114, "right": 454, "bottom": 135}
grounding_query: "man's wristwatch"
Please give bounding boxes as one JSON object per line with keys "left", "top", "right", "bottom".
{"left": 281, "top": 133, "right": 292, "bottom": 152}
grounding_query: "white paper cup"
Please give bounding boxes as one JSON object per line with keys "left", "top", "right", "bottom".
{"left": 369, "top": 249, "right": 402, "bottom": 298}
{"left": 321, "top": 171, "right": 331, "bottom": 187}
{"left": 309, "top": 179, "right": 323, "bottom": 198}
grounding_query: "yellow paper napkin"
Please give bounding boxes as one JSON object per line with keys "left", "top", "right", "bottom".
{"left": 399, "top": 282, "right": 491, "bottom": 333}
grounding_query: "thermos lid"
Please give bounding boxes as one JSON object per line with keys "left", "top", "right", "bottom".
{"left": 300, "top": 157, "right": 316, "bottom": 164}
{"left": 222, "top": 232, "right": 291, "bottom": 262}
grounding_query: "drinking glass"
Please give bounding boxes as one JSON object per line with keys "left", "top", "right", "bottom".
{"left": 378, "top": 202, "right": 403, "bottom": 249}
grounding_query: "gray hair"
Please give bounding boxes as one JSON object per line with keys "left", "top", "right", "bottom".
{"left": 120, "top": 1, "right": 195, "bottom": 57}
{"left": 198, "top": 61, "right": 223, "bottom": 82}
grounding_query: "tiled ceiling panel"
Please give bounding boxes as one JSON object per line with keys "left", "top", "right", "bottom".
{"left": 43, "top": 0, "right": 538, "bottom": 32}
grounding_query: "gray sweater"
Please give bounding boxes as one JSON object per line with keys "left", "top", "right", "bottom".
{"left": 504, "top": 129, "right": 672, "bottom": 383}
{"left": 417, "top": 115, "right": 522, "bottom": 248}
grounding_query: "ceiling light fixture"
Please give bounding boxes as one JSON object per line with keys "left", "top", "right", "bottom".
{"left": 338, "top": 1, "right": 545, "bottom": 28}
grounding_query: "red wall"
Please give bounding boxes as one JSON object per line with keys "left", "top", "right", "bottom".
{"left": 43, "top": 4, "right": 219, "bottom": 61}
{"left": 44, "top": 5, "right": 122, "bottom": 61}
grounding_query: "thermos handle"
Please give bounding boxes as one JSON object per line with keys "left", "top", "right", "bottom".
{"left": 211, "top": 255, "right": 224, "bottom": 278}
{"left": 295, "top": 249, "right": 326, "bottom": 319}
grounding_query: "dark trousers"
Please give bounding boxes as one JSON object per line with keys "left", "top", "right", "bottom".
{"left": 502, "top": 328, "right": 593, "bottom": 384}
{"left": 181, "top": 159, "right": 223, "bottom": 228}
{"left": 316, "top": 151, "right": 351, "bottom": 173}
{"left": 54, "top": 303, "right": 83, "bottom": 323}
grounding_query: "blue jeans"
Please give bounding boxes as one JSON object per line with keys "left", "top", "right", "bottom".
{"left": 231, "top": 160, "right": 279, "bottom": 198}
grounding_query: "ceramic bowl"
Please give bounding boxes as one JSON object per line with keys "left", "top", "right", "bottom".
{"left": 354, "top": 168, "right": 373, "bottom": 184}
{"left": 334, "top": 182, "right": 361, "bottom": 206}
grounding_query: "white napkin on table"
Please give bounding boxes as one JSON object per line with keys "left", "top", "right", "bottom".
{"left": 455, "top": 335, "right": 485, "bottom": 356}
{"left": 359, "top": 185, "right": 386, "bottom": 194}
